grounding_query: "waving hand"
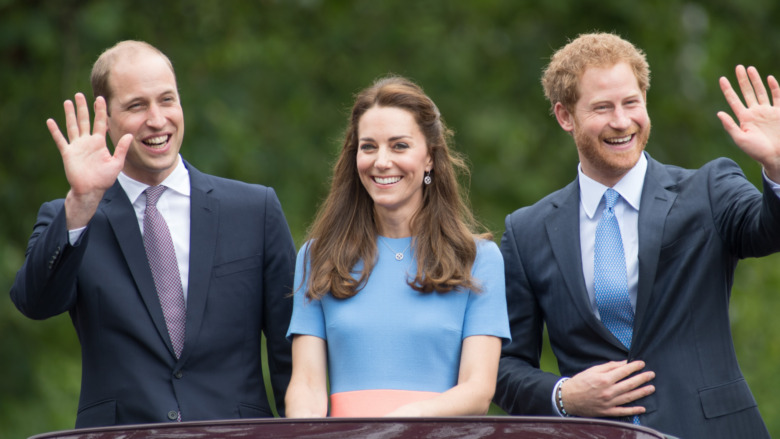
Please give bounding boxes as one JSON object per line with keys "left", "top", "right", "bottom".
{"left": 717, "top": 65, "right": 780, "bottom": 182}
{"left": 47, "top": 93, "right": 132, "bottom": 229}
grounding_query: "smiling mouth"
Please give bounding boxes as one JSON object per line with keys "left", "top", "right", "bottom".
{"left": 143, "top": 135, "right": 170, "bottom": 149}
{"left": 374, "top": 176, "right": 401, "bottom": 185}
{"left": 604, "top": 134, "right": 633, "bottom": 146}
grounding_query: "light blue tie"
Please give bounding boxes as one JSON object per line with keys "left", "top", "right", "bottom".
{"left": 594, "top": 188, "right": 640, "bottom": 425}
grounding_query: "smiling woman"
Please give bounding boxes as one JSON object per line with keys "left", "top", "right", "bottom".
{"left": 284, "top": 75, "right": 510, "bottom": 418}
{"left": 356, "top": 105, "right": 432, "bottom": 228}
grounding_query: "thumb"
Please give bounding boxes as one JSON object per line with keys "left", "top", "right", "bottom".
{"left": 112, "top": 133, "right": 133, "bottom": 164}
{"left": 717, "top": 111, "right": 741, "bottom": 141}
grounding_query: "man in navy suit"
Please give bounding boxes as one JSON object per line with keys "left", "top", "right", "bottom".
{"left": 494, "top": 32, "right": 780, "bottom": 438}
{"left": 10, "top": 41, "right": 295, "bottom": 428}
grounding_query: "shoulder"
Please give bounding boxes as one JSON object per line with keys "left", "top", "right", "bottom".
{"left": 648, "top": 154, "right": 745, "bottom": 185}
{"left": 186, "top": 160, "right": 275, "bottom": 195}
{"left": 504, "top": 180, "right": 576, "bottom": 230}
{"left": 474, "top": 238, "right": 503, "bottom": 267}
{"left": 297, "top": 240, "right": 314, "bottom": 260}
{"left": 199, "top": 173, "right": 274, "bottom": 195}
{"left": 188, "top": 165, "right": 285, "bottom": 215}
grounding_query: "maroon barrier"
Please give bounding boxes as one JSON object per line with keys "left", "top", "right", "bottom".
{"left": 29, "top": 416, "right": 673, "bottom": 439}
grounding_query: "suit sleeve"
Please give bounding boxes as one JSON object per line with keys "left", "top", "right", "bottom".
{"left": 493, "top": 212, "right": 561, "bottom": 415}
{"left": 709, "top": 158, "right": 780, "bottom": 258}
{"left": 10, "top": 199, "right": 87, "bottom": 319}
{"left": 260, "top": 188, "right": 296, "bottom": 417}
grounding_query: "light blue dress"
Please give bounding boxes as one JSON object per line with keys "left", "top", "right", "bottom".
{"left": 287, "top": 237, "right": 510, "bottom": 414}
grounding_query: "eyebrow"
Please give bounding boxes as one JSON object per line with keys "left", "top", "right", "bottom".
{"left": 359, "top": 135, "right": 413, "bottom": 142}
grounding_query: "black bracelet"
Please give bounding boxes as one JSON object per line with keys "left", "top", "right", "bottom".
{"left": 556, "top": 378, "right": 570, "bottom": 417}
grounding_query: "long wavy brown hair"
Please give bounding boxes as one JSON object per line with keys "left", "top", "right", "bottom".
{"left": 303, "top": 75, "right": 490, "bottom": 300}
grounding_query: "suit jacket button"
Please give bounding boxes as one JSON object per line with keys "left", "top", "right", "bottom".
{"left": 167, "top": 410, "right": 178, "bottom": 420}
{"left": 174, "top": 370, "right": 183, "bottom": 379}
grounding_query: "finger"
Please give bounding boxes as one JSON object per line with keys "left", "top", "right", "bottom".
{"left": 602, "top": 404, "right": 648, "bottom": 418}
{"left": 92, "top": 96, "right": 108, "bottom": 137}
{"left": 616, "top": 370, "right": 655, "bottom": 392}
{"left": 719, "top": 76, "right": 748, "bottom": 119}
{"left": 768, "top": 75, "right": 780, "bottom": 106}
{"left": 746, "top": 66, "right": 770, "bottom": 105}
{"left": 63, "top": 99, "right": 79, "bottom": 143}
{"left": 607, "top": 360, "right": 647, "bottom": 382}
{"left": 74, "top": 93, "right": 91, "bottom": 136}
{"left": 591, "top": 360, "right": 628, "bottom": 373}
{"left": 46, "top": 118, "right": 68, "bottom": 152}
{"left": 736, "top": 65, "right": 758, "bottom": 108}
{"left": 611, "top": 383, "right": 655, "bottom": 408}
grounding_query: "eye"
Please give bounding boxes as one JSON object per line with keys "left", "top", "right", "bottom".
{"left": 393, "top": 142, "right": 410, "bottom": 150}
{"left": 359, "top": 143, "right": 376, "bottom": 151}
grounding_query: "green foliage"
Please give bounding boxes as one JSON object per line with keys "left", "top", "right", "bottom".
{"left": 1, "top": 0, "right": 779, "bottom": 437}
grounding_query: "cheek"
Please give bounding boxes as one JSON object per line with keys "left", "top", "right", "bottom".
{"left": 355, "top": 154, "right": 372, "bottom": 176}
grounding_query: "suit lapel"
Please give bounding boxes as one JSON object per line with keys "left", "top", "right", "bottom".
{"left": 633, "top": 157, "right": 677, "bottom": 347}
{"left": 546, "top": 181, "right": 620, "bottom": 345}
{"left": 103, "top": 182, "right": 174, "bottom": 355}
{"left": 178, "top": 163, "right": 218, "bottom": 364}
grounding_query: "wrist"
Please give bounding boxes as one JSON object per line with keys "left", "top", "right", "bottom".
{"left": 64, "top": 189, "right": 102, "bottom": 230}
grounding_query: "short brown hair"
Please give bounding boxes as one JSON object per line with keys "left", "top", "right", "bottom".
{"left": 90, "top": 40, "right": 175, "bottom": 110}
{"left": 542, "top": 32, "right": 650, "bottom": 114}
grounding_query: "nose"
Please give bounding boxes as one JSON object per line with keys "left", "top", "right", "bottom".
{"left": 610, "top": 106, "right": 631, "bottom": 131}
{"left": 146, "top": 104, "right": 165, "bottom": 128}
{"left": 374, "top": 146, "right": 392, "bottom": 169}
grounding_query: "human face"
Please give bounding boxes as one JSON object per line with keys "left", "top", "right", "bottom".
{"left": 554, "top": 62, "right": 651, "bottom": 186}
{"left": 356, "top": 106, "right": 432, "bottom": 231}
{"left": 106, "top": 49, "right": 184, "bottom": 186}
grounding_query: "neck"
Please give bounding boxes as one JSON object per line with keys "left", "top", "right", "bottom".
{"left": 374, "top": 211, "right": 413, "bottom": 238}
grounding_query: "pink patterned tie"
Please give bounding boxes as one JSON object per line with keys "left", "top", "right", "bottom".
{"left": 143, "top": 185, "right": 186, "bottom": 359}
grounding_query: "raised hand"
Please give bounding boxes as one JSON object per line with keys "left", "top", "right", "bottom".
{"left": 560, "top": 360, "right": 655, "bottom": 418}
{"left": 47, "top": 93, "right": 132, "bottom": 229}
{"left": 717, "top": 65, "right": 780, "bottom": 182}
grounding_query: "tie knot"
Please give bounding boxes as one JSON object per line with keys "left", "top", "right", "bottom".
{"left": 604, "top": 188, "right": 620, "bottom": 210}
{"left": 145, "top": 185, "right": 167, "bottom": 207}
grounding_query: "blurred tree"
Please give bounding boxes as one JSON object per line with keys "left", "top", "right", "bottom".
{"left": 1, "top": 0, "right": 779, "bottom": 437}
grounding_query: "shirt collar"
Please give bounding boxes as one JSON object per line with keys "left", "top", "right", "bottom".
{"left": 117, "top": 155, "right": 191, "bottom": 204}
{"left": 579, "top": 152, "right": 647, "bottom": 219}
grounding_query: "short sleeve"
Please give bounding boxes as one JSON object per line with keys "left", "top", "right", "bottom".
{"left": 286, "top": 241, "right": 327, "bottom": 340}
{"left": 463, "top": 239, "right": 511, "bottom": 343}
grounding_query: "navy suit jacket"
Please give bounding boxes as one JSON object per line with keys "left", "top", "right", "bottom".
{"left": 11, "top": 161, "right": 296, "bottom": 428}
{"left": 494, "top": 153, "right": 780, "bottom": 438}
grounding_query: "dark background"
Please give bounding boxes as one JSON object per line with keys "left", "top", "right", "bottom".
{"left": 2, "top": 1, "right": 779, "bottom": 437}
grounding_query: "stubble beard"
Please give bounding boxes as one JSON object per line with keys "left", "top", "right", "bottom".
{"left": 574, "top": 121, "right": 652, "bottom": 183}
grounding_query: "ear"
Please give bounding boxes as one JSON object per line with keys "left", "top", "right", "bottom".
{"left": 425, "top": 154, "right": 433, "bottom": 173}
{"left": 553, "top": 102, "right": 575, "bottom": 133}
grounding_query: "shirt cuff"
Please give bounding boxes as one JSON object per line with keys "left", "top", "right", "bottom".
{"left": 68, "top": 226, "right": 86, "bottom": 246}
{"left": 763, "top": 170, "right": 780, "bottom": 198}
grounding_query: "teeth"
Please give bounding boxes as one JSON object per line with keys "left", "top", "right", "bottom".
{"left": 375, "top": 176, "right": 401, "bottom": 185}
{"left": 605, "top": 135, "right": 632, "bottom": 145}
{"left": 144, "top": 135, "right": 168, "bottom": 147}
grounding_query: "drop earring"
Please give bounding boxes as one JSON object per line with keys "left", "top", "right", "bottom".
{"left": 424, "top": 170, "right": 432, "bottom": 185}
